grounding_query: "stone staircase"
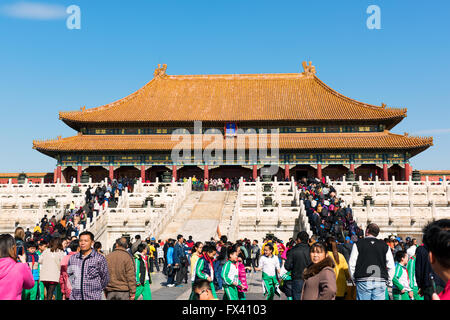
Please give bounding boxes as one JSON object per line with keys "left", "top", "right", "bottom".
{"left": 218, "top": 191, "right": 238, "bottom": 238}
{"left": 158, "top": 191, "right": 235, "bottom": 242}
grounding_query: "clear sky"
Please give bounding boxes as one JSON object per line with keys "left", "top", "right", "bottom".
{"left": 0, "top": 0, "right": 449, "bottom": 172}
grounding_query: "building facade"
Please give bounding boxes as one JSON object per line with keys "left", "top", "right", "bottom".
{"left": 33, "top": 62, "right": 433, "bottom": 183}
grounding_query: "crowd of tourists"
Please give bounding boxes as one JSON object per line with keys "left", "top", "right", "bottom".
{"left": 1, "top": 218, "right": 448, "bottom": 301}
{"left": 188, "top": 176, "right": 243, "bottom": 191}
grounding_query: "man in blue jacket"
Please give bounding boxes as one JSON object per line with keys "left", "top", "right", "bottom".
{"left": 173, "top": 234, "right": 187, "bottom": 287}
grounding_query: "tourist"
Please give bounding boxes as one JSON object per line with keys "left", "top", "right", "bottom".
{"left": 406, "top": 250, "right": 423, "bottom": 300}
{"left": 39, "top": 237, "right": 65, "bottom": 300}
{"left": 284, "top": 231, "right": 311, "bottom": 300}
{"left": 338, "top": 236, "right": 353, "bottom": 263}
{"left": 301, "top": 242, "right": 337, "bottom": 300}
{"left": 251, "top": 240, "right": 260, "bottom": 272}
{"left": 148, "top": 239, "right": 159, "bottom": 273}
{"left": 67, "top": 231, "right": 109, "bottom": 300}
{"left": 105, "top": 237, "right": 136, "bottom": 300}
{"left": 195, "top": 244, "right": 218, "bottom": 299}
{"left": 236, "top": 246, "right": 248, "bottom": 300}
{"left": 392, "top": 250, "right": 414, "bottom": 300}
{"left": 0, "top": 234, "right": 35, "bottom": 300}
{"left": 24, "top": 228, "right": 32, "bottom": 242}
{"left": 21, "top": 241, "right": 40, "bottom": 300}
{"left": 348, "top": 223, "right": 395, "bottom": 300}
{"left": 326, "top": 236, "right": 351, "bottom": 300}
{"left": 14, "top": 227, "right": 26, "bottom": 258}
{"left": 33, "top": 223, "right": 41, "bottom": 235}
{"left": 36, "top": 239, "right": 47, "bottom": 300}
{"left": 59, "top": 239, "right": 79, "bottom": 300}
{"left": 157, "top": 239, "right": 164, "bottom": 266}
{"left": 94, "top": 241, "right": 105, "bottom": 256}
{"left": 166, "top": 239, "right": 176, "bottom": 287}
{"left": 279, "top": 251, "right": 293, "bottom": 300}
{"left": 189, "top": 242, "right": 204, "bottom": 299}
{"left": 193, "top": 279, "right": 218, "bottom": 300}
{"left": 214, "top": 235, "right": 228, "bottom": 291}
{"left": 406, "top": 238, "right": 418, "bottom": 258}
{"left": 173, "top": 234, "right": 188, "bottom": 287}
{"left": 131, "top": 235, "right": 142, "bottom": 255}
{"left": 221, "top": 245, "right": 241, "bottom": 300}
{"left": 422, "top": 219, "right": 450, "bottom": 300}
{"left": 255, "top": 243, "right": 281, "bottom": 300}
{"left": 134, "top": 243, "right": 152, "bottom": 300}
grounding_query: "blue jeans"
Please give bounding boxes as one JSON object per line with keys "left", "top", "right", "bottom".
{"left": 356, "top": 281, "right": 386, "bottom": 300}
{"left": 291, "top": 279, "right": 304, "bottom": 300}
{"left": 214, "top": 261, "right": 224, "bottom": 290}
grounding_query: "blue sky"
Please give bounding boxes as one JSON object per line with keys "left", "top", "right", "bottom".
{"left": 0, "top": 0, "right": 449, "bottom": 172}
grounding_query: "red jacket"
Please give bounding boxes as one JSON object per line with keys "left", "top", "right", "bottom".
{"left": 59, "top": 252, "right": 77, "bottom": 299}
{"left": 237, "top": 261, "right": 248, "bottom": 293}
{"left": 439, "top": 280, "right": 450, "bottom": 300}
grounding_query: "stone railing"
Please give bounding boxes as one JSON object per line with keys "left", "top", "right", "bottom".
{"left": 327, "top": 176, "right": 450, "bottom": 239}
{"left": 234, "top": 177, "right": 312, "bottom": 242}
{"left": 329, "top": 180, "right": 450, "bottom": 208}
{"left": 79, "top": 180, "right": 191, "bottom": 251}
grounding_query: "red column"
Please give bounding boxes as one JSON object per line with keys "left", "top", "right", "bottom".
{"left": 53, "top": 168, "right": 57, "bottom": 183}
{"left": 141, "top": 166, "right": 146, "bottom": 182}
{"left": 204, "top": 165, "right": 209, "bottom": 180}
{"left": 109, "top": 166, "right": 114, "bottom": 181}
{"left": 350, "top": 164, "right": 355, "bottom": 172}
{"left": 77, "top": 166, "right": 82, "bottom": 183}
{"left": 285, "top": 164, "right": 290, "bottom": 180}
{"left": 404, "top": 163, "right": 411, "bottom": 180}
{"left": 172, "top": 165, "right": 177, "bottom": 181}
{"left": 56, "top": 166, "right": 62, "bottom": 183}
{"left": 317, "top": 164, "right": 322, "bottom": 180}
{"left": 383, "top": 164, "right": 388, "bottom": 181}
{"left": 253, "top": 165, "right": 257, "bottom": 180}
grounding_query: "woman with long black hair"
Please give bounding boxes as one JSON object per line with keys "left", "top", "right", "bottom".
{"left": 39, "top": 237, "right": 65, "bottom": 300}
{"left": 325, "top": 236, "right": 350, "bottom": 299}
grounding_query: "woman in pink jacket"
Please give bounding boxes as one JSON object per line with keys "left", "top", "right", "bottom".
{"left": 59, "top": 239, "right": 79, "bottom": 300}
{"left": 0, "top": 234, "right": 35, "bottom": 300}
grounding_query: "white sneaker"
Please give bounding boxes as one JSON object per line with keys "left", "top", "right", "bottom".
{"left": 167, "top": 284, "right": 175, "bottom": 287}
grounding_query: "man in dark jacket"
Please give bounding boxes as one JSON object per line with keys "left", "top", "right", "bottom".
{"left": 284, "top": 231, "right": 311, "bottom": 300}
{"left": 173, "top": 234, "right": 187, "bottom": 287}
{"left": 338, "top": 236, "right": 353, "bottom": 263}
{"left": 105, "top": 237, "right": 137, "bottom": 300}
{"left": 415, "top": 243, "right": 446, "bottom": 300}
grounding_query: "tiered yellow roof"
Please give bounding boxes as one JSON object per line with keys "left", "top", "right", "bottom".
{"left": 59, "top": 63, "right": 407, "bottom": 128}
{"left": 33, "top": 131, "right": 432, "bottom": 156}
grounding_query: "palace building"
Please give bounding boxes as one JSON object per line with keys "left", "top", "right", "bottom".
{"left": 33, "top": 62, "right": 433, "bottom": 183}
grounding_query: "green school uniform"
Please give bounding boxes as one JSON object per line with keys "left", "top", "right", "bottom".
{"left": 407, "top": 257, "right": 423, "bottom": 301}
{"left": 195, "top": 257, "right": 217, "bottom": 299}
{"left": 392, "top": 263, "right": 412, "bottom": 300}
{"left": 134, "top": 254, "right": 152, "bottom": 300}
{"left": 221, "top": 260, "right": 241, "bottom": 300}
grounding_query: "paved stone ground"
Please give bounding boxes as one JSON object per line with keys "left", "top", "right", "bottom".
{"left": 149, "top": 267, "right": 288, "bottom": 300}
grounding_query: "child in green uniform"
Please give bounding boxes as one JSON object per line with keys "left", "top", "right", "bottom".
{"left": 195, "top": 245, "right": 218, "bottom": 299}
{"left": 134, "top": 244, "right": 152, "bottom": 300}
{"left": 255, "top": 243, "right": 281, "bottom": 300}
{"left": 393, "top": 251, "right": 414, "bottom": 300}
{"left": 37, "top": 240, "right": 47, "bottom": 300}
{"left": 406, "top": 255, "right": 423, "bottom": 300}
{"left": 221, "top": 245, "right": 241, "bottom": 300}
{"left": 22, "top": 241, "right": 40, "bottom": 300}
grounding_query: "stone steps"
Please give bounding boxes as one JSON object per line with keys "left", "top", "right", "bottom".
{"left": 158, "top": 191, "right": 238, "bottom": 242}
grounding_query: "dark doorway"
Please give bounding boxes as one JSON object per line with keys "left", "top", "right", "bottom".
{"left": 296, "top": 170, "right": 308, "bottom": 180}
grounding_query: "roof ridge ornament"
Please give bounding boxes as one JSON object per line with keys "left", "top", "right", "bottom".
{"left": 381, "top": 103, "right": 386, "bottom": 108}
{"left": 302, "top": 61, "right": 316, "bottom": 76}
{"left": 154, "top": 64, "right": 168, "bottom": 79}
